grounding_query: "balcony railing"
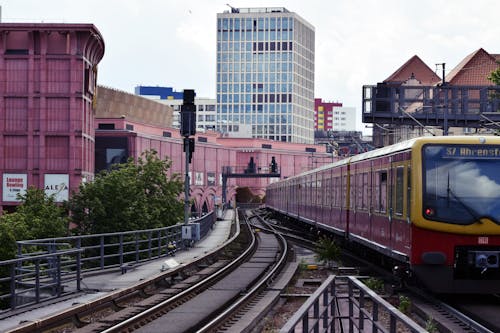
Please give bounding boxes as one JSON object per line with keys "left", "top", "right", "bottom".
{"left": 362, "top": 84, "right": 500, "bottom": 131}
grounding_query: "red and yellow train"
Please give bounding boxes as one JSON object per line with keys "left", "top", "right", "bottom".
{"left": 266, "top": 136, "right": 500, "bottom": 293}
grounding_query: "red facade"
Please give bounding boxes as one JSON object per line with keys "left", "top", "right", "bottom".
{"left": 314, "top": 98, "right": 342, "bottom": 131}
{"left": 0, "top": 24, "right": 104, "bottom": 211}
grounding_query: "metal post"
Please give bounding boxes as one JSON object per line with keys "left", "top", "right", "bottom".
{"left": 221, "top": 173, "right": 227, "bottom": 206}
{"left": 184, "top": 137, "right": 190, "bottom": 224}
{"left": 443, "top": 89, "right": 449, "bottom": 136}
{"left": 10, "top": 264, "right": 16, "bottom": 309}
{"left": 76, "top": 250, "right": 81, "bottom": 291}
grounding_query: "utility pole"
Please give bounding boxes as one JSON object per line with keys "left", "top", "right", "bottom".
{"left": 180, "top": 89, "right": 196, "bottom": 224}
{"left": 436, "top": 63, "right": 446, "bottom": 85}
{"left": 436, "top": 63, "right": 448, "bottom": 134}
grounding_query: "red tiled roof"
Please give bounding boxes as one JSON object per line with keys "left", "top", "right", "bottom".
{"left": 445, "top": 48, "right": 499, "bottom": 86}
{"left": 384, "top": 55, "right": 441, "bottom": 85}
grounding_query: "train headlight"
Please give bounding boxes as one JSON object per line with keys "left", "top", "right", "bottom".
{"left": 472, "top": 251, "right": 499, "bottom": 269}
{"left": 476, "top": 254, "right": 488, "bottom": 268}
{"left": 487, "top": 254, "right": 498, "bottom": 266}
{"left": 424, "top": 207, "right": 435, "bottom": 217}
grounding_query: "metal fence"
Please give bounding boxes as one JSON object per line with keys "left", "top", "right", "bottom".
{"left": 362, "top": 84, "right": 500, "bottom": 131}
{"left": 280, "top": 275, "right": 426, "bottom": 333}
{"left": 0, "top": 212, "right": 215, "bottom": 311}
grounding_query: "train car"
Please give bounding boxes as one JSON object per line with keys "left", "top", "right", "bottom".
{"left": 266, "top": 136, "right": 500, "bottom": 293}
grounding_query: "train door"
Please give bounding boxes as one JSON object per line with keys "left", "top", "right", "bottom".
{"left": 391, "top": 158, "right": 411, "bottom": 255}
{"left": 343, "top": 164, "right": 350, "bottom": 237}
{"left": 331, "top": 168, "right": 343, "bottom": 233}
{"left": 311, "top": 172, "right": 317, "bottom": 222}
{"left": 349, "top": 163, "right": 357, "bottom": 234}
{"left": 371, "top": 158, "right": 390, "bottom": 247}
{"left": 388, "top": 156, "right": 394, "bottom": 251}
{"left": 325, "top": 168, "right": 333, "bottom": 228}
{"left": 309, "top": 174, "right": 314, "bottom": 219}
{"left": 369, "top": 159, "right": 375, "bottom": 242}
{"left": 351, "top": 161, "right": 370, "bottom": 239}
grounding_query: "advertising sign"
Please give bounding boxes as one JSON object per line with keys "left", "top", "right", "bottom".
{"left": 44, "top": 174, "right": 69, "bottom": 202}
{"left": 195, "top": 172, "right": 204, "bottom": 185}
{"left": 207, "top": 172, "right": 216, "bottom": 186}
{"left": 3, "top": 174, "right": 27, "bottom": 202}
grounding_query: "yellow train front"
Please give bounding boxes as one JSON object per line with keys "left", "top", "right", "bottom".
{"left": 266, "top": 136, "right": 500, "bottom": 294}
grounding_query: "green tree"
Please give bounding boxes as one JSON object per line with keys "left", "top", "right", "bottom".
{"left": 69, "top": 150, "right": 183, "bottom": 234}
{"left": 488, "top": 63, "right": 500, "bottom": 115}
{"left": 15, "top": 187, "right": 69, "bottom": 239}
{"left": 0, "top": 187, "right": 69, "bottom": 260}
{"left": 0, "top": 218, "right": 21, "bottom": 261}
{"left": 489, "top": 63, "right": 500, "bottom": 85}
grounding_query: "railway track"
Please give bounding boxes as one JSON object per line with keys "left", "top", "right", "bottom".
{"left": 4, "top": 210, "right": 293, "bottom": 333}
{"left": 5, "top": 213, "right": 245, "bottom": 333}
{"left": 9, "top": 207, "right": 497, "bottom": 333}
{"left": 125, "top": 211, "right": 289, "bottom": 332}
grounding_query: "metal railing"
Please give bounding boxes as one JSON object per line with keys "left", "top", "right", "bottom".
{"left": 280, "top": 275, "right": 426, "bottom": 333}
{"left": 0, "top": 212, "right": 215, "bottom": 311}
{"left": 362, "top": 84, "right": 500, "bottom": 131}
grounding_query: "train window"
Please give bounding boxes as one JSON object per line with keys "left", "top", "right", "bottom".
{"left": 350, "top": 173, "right": 355, "bottom": 209}
{"left": 331, "top": 176, "right": 336, "bottom": 207}
{"left": 394, "top": 166, "right": 404, "bottom": 215}
{"left": 362, "top": 172, "right": 369, "bottom": 210}
{"left": 423, "top": 144, "right": 500, "bottom": 225}
{"left": 324, "top": 174, "right": 331, "bottom": 207}
{"left": 356, "top": 173, "right": 363, "bottom": 209}
{"left": 342, "top": 175, "right": 348, "bottom": 208}
{"left": 318, "top": 177, "right": 323, "bottom": 207}
{"left": 375, "top": 170, "right": 387, "bottom": 213}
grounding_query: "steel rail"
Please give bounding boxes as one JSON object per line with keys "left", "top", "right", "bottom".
{"left": 439, "top": 302, "right": 494, "bottom": 333}
{"left": 195, "top": 212, "right": 288, "bottom": 332}
{"left": 6, "top": 211, "right": 240, "bottom": 333}
{"left": 100, "top": 215, "right": 255, "bottom": 333}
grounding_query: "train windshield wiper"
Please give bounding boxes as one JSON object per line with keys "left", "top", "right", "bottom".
{"left": 447, "top": 173, "right": 482, "bottom": 224}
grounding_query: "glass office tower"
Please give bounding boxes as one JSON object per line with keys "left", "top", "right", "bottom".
{"left": 216, "top": 7, "right": 315, "bottom": 143}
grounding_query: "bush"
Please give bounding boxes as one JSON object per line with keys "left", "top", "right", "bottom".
{"left": 314, "top": 236, "right": 341, "bottom": 268}
{"left": 364, "top": 277, "right": 384, "bottom": 293}
{"left": 398, "top": 295, "right": 411, "bottom": 314}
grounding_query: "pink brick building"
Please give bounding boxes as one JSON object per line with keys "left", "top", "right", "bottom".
{"left": 0, "top": 23, "right": 104, "bottom": 212}
{"left": 95, "top": 115, "right": 334, "bottom": 215}
{"left": 0, "top": 23, "right": 332, "bottom": 216}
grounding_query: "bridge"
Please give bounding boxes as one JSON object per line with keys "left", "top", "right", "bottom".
{"left": 221, "top": 158, "right": 281, "bottom": 204}
{"left": 362, "top": 84, "right": 500, "bottom": 135}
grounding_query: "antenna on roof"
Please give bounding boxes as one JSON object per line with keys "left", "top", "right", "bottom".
{"left": 226, "top": 4, "right": 239, "bottom": 13}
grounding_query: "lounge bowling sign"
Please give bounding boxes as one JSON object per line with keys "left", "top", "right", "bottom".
{"left": 2, "top": 174, "right": 27, "bottom": 202}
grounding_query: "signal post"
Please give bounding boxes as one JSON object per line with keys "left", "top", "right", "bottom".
{"left": 180, "top": 89, "right": 196, "bottom": 225}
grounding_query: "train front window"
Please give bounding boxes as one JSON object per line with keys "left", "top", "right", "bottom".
{"left": 423, "top": 144, "right": 500, "bottom": 225}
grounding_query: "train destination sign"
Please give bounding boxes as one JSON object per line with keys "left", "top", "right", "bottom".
{"left": 441, "top": 146, "right": 500, "bottom": 159}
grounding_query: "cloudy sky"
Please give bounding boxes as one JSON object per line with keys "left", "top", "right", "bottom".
{"left": 1, "top": 0, "right": 499, "bottom": 132}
